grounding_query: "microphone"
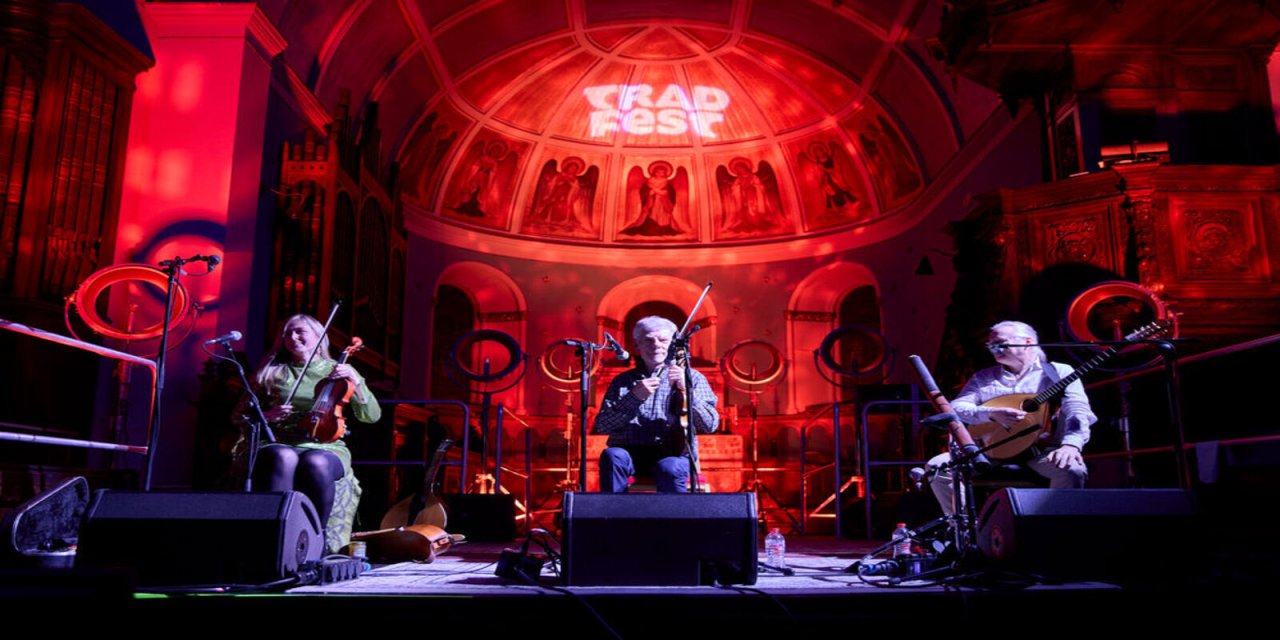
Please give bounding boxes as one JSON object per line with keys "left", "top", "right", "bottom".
{"left": 203, "top": 330, "right": 243, "bottom": 346}
{"left": 603, "top": 333, "right": 630, "bottom": 362}
{"left": 158, "top": 254, "right": 221, "bottom": 270}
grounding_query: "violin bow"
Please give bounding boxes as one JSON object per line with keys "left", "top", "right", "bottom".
{"left": 282, "top": 301, "right": 341, "bottom": 406}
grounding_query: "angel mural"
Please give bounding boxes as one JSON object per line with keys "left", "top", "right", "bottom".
{"left": 715, "top": 157, "right": 787, "bottom": 237}
{"left": 795, "top": 139, "right": 868, "bottom": 230}
{"left": 802, "top": 141, "right": 859, "bottom": 210}
{"left": 857, "top": 115, "right": 921, "bottom": 206}
{"left": 619, "top": 160, "right": 692, "bottom": 239}
{"left": 400, "top": 111, "right": 459, "bottom": 206}
{"left": 523, "top": 156, "right": 600, "bottom": 237}
{"left": 446, "top": 138, "right": 520, "bottom": 227}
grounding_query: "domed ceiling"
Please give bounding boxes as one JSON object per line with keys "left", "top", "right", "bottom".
{"left": 263, "top": 0, "right": 1002, "bottom": 262}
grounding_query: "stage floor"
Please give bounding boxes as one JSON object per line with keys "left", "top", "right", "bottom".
{"left": 289, "top": 537, "right": 1100, "bottom": 596}
{"left": 5, "top": 534, "right": 1272, "bottom": 635}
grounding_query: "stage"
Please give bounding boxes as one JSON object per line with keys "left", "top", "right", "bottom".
{"left": 6, "top": 533, "right": 1270, "bottom": 635}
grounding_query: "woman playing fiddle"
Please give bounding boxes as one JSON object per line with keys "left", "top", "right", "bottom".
{"left": 233, "top": 314, "right": 381, "bottom": 552}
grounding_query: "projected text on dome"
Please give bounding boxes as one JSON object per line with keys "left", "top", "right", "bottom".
{"left": 584, "top": 84, "right": 730, "bottom": 138}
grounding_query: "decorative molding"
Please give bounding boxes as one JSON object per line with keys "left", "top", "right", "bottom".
{"left": 1043, "top": 216, "right": 1105, "bottom": 266}
{"left": 246, "top": 6, "right": 287, "bottom": 59}
{"left": 1174, "top": 205, "right": 1267, "bottom": 283}
{"left": 1126, "top": 197, "right": 1161, "bottom": 289}
{"left": 480, "top": 310, "right": 526, "bottom": 323}
{"left": 144, "top": 3, "right": 282, "bottom": 49}
{"left": 50, "top": 4, "right": 153, "bottom": 76}
{"left": 276, "top": 64, "right": 333, "bottom": 134}
{"left": 785, "top": 310, "right": 835, "bottom": 322}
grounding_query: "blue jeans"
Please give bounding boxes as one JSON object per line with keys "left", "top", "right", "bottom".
{"left": 599, "top": 446, "right": 689, "bottom": 493}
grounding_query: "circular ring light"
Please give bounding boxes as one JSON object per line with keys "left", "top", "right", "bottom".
{"left": 447, "top": 329, "right": 524, "bottom": 383}
{"left": 817, "top": 324, "right": 889, "bottom": 379}
{"left": 538, "top": 338, "right": 603, "bottom": 389}
{"left": 69, "top": 264, "right": 190, "bottom": 341}
{"left": 1065, "top": 280, "right": 1176, "bottom": 370}
{"left": 720, "top": 339, "right": 786, "bottom": 392}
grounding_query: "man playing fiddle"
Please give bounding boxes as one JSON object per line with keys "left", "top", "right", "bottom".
{"left": 594, "top": 316, "right": 719, "bottom": 493}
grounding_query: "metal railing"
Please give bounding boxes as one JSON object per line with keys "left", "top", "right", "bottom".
{"left": 1080, "top": 331, "right": 1280, "bottom": 483}
{"left": 859, "top": 397, "right": 930, "bottom": 538}
{"left": 0, "top": 317, "right": 156, "bottom": 458}
{"left": 356, "top": 399, "right": 471, "bottom": 493}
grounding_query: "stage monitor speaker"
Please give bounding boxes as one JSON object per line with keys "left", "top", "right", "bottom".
{"left": 442, "top": 494, "right": 517, "bottom": 541}
{"left": 561, "top": 492, "right": 758, "bottom": 586}
{"left": 76, "top": 490, "right": 323, "bottom": 586}
{"left": 976, "top": 488, "right": 1199, "bottom": 582}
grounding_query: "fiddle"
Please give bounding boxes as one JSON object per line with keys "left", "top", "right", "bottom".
{"left": 664, "top": 335, "right": 703, "bottom": 492}
{"left": 301, "top": 337, "right": 365, "bottom": 443}
{"left": 664, "top": 342, "right": 690, "bottom": 427}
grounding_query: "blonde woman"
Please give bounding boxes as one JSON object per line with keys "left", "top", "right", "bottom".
{"left": 235, "top": 314, "right": 381, "bottom": 552}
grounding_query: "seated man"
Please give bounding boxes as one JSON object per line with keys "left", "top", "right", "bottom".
{"left": 928, "top": 320, "right": 1094, "bottom": 514}
{"left": 594, "top": 316, "right": 719, "bottom": 492}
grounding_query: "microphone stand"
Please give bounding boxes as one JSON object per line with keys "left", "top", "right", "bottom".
{"left": 736, "top": 374, "right": 798, "bottom": 531}
{"left": 144, "top": 254, "right": 217, "bottom": 491}
{"left": 217, "top": 341, "right": 275, "bottom": 491}
{"left": 845, "top": 427, "right": 1010, "bottom": 581}
{"left": 890, "top": 355, "right": 986, "bottom": 578}
{"left": 566, "top": 338, "right": 612, "bottom": 492}
{"left": 669, "top": 328, "right": 703, "bottom": 493}
{"left": 1000, "top": 335, "right": 1193, "bottom": 490}
{"left": 932, "top": 430, "right": 1023, "bottom": 556}
{"left": 672, "top": 281, "right": 713, "bottom": 493}
{"left": 1154, "top": 339, "right": 1192, "bottom": 491}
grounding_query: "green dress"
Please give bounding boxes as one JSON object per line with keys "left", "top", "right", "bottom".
{"left": 233, "top": 359, "right": 382, "bottom": 553}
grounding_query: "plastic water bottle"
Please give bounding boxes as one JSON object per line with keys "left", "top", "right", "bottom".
{"left": 892, "top": 522, "right": 911, "bottom": 557}
{"left": 765, "top": 527, "right": 786, "bottom": 568}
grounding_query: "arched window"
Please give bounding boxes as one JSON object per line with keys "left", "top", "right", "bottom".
{"left": 355, "top": 199, "right": 389, "bottom": 350}
{"left": 785, "top": 263, "right": 882, "bottom": 412}
{"left": 430, "top": 285, "right": 474, "bottom": 403}
{"left": 331, "top": 192, "right": 356, "bottom": 331}
{"left": 431, "top": 262, "right": 528, "bottom": 412}
{"left": 835, "top": 285, "right": 882, "bottom": 402}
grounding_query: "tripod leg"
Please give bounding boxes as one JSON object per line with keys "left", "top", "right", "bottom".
{"left": 755, "top": 480, "right": 799, "bottom": 530}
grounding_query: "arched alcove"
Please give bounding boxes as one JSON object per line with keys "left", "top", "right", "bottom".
{"left": 785, "top": 262, "right": 882, "bottom": 412}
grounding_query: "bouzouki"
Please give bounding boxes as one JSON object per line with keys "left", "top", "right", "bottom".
{"left": 381, "top": 439, "right": 454, "bottom": 529}
{"left": 967, "top": 322, "right": 1168, "bottom": 461}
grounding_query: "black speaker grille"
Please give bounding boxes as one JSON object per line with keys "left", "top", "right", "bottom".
{"left": 562, "top": 492, "right": 758, "bottom": 586}
{"left": 76, "top": 490, "right": 322, "bottom": 586}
